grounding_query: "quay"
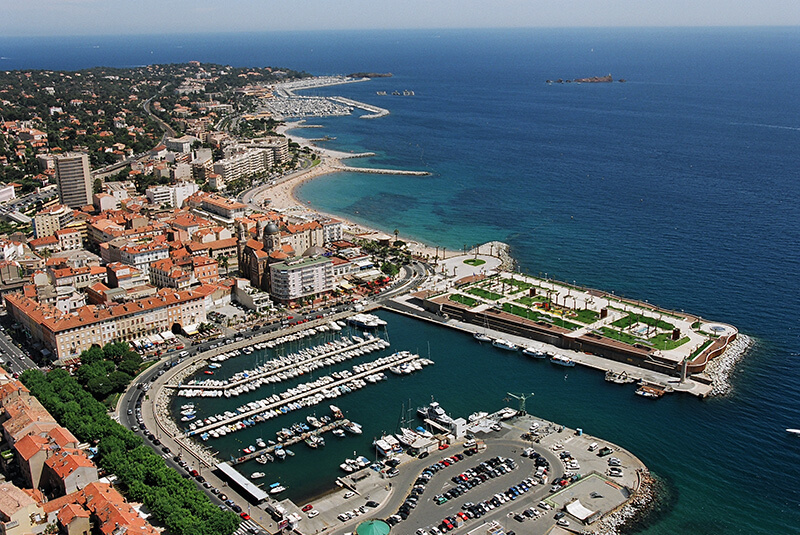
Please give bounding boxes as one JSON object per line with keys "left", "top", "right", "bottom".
{"left": 230, "top": 419, "right": 350, "bottom": 465}
{"left": 328, "top": 96, "right": 390, "bottom": 119}
{"left": 170, "top": 334, "right": 388, "bottom": 394}
{"left": 185, "top": 351, "right": 428, "bottom": 436}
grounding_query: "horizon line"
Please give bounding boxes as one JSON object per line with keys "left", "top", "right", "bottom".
{"left": 2, "top": 24, "right": 799, "bottom": 40}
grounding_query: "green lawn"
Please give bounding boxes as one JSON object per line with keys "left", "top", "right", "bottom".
{"left": 611, "top": 313, "right": 674, "bottom": 331}
{"left": 449, "top": 294, "right": 479, "bottom": 307}
{"left": 600, "top": 327, "right": 641, "bottom": 345}
{"left": 650, "top": 333, "right": 690, "bottom": 351}
{"left": 502, "top": 303, "right": 580, "bottom": 330}
{"left": 500, "top": 278, "right": 535, "bottom": 292}
{"left": 463, "top": 258, "right": 486, "bottom": 266}
{"left": 515, "top": 296, "right": 550, "bottom": 306}
{"left": 690, "top": 339, "right": 714, "bottom": 360}
{"left": 571, "top": 308, "right": 600, "bottom": 324}
{"left": 467, "top": 287, "right": 504, "bottom": 301}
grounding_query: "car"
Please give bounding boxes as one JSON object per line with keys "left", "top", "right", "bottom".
{"left": 196, "top": 476, "right": 205, "bottom": 483}
{"left": 514, "top": 513, "right": 525, "bottom": 522}
{"left": 418, "top": 451, "right": 429, "bottom": 459}
{"left": 202, "top": 481, "right": 212, "bottom": 488}
{"left": 302, "top": 504, "right": 314, "bottom": 512}
{"left": 608, "top": 457, "right": 621, "bottom": 466}
{"left": 344, "top": 491, "right": 355, "bottom": 499}
{"left": 557, "top": 518, "right": 570, "bottom": 527}
{"left": 232, "top": 505, "right": 242, "bottom": 513}
{"left": 555, "top": 512, "right": 565, "bottom": 520}
{"left": 219, "top": 494, "right": 228, "bottom": 501}
{"left": 127, "top": 409, "right": 133, "bottom": 415}
{"left": 438, "top": 443, "right": 450, "bottom": 450}
{"left": 538, "top": 501, "right": 552, "bottom": 510}
{"left": 152, "top": 439, "right": 161, "bottom": 446}
{"left": 190, "top": 469, "right": 199, "bottom": 477}
{"left": 307, "top": 510, "right": 319, "bottom": 518}
{"left": 365, "top": 501, "right": 380, "bottom": 508}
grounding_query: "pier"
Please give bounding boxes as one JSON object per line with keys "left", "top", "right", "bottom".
{"left": 230, "top": 419, "right": 351, "bottom": 465}
{"left": 186, "top": 351, "right": 428, "bottom": 436}
{"left": 329, "top": 96, "right": 390, "bottom": 119}
{"left": 331, "top": 165, "right": 430, "bottom": 176}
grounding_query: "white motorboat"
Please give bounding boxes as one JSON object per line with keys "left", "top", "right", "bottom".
{"left": 250, "top": 472, "right": 265, "bottom": 479}
{"left": 473, "top": 332, "right": 492, "bottom": 343}
{"left": 492, "top": 338, "right": 518, "bottom": 351}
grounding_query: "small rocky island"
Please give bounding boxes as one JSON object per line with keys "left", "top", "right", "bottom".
{"left": 547, "top": 74, "right": 626, "bottom": 83}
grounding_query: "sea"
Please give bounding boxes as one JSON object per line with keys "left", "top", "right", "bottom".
{"left": 3, "top": 27, "right": 800, "bottom": 534}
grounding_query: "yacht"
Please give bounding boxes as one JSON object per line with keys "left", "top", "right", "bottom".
{"left": 786, "top": 429, "right": 800, "bottom": 436}
{"left": 274, "top": 447, "right": 286, "bottom": 460}
{"left": 473, "top": 332, "right": 492, "bottom": 343}
{"left": 342, "top": 421, "right": 363, "bottom": 435}
{"left": 250, "top": 472, "right": 265, "bottom": 479}
{"left": 417, "top": 401, "right": 454, "bottom": 426}
{"left": 492, "top": 338, "right": 518, "bottom": 351}
{"left": 269, "top": 484, "right": 286, "bottom": 494}
{"left": 522, "top": 344, "right": 546, "bottom": 358}
{"left": 549, "top": 354, "right": 576, "bottom": 367}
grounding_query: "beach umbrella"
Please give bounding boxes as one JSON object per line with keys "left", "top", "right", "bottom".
{"left": 355, "top": 519, "right": 391, "bottom": 535}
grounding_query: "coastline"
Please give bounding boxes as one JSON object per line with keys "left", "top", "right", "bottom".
{"left": 263, "top": 122, "right": 474, "bottom": 262}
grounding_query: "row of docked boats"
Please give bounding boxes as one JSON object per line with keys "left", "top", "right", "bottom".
{"left": 388, "top": 358, "right": 434, "bottom": 375}
{"left": 260, "top": 321, "right": 345, "bottom": 350}
{"left": 185, "top": 352, "right": 427, "bottom": 439}
{"left": 474, "top": 332, "right": 576, "bottom": 366}
{"left": 340, "top": 455, "right": 371, "bottom": 473}
{"left": 177, "top": 334, "right": 390, "bottom": 398}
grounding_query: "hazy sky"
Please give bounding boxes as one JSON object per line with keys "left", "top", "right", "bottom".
{"left": 3, "top": 0, "right": 798, "bottom": 37}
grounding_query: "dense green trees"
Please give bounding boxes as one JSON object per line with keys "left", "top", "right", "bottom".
{"left": 20, "top": 369, "right": 240, "bottom": 535}
{"left": 74, "top": 342, "right": 143, "bottom": 401}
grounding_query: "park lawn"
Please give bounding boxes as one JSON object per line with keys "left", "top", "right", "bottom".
{"left": 571, "top": 308, "right": 600, "bottom": 324}
{"left": 515, "top": 296, "right": 549, "bottom": 306}
{"left": 611, "top": 313, "right": 674, "bottom": 331}
{"left": 463, "top": 258, "right": 486, "bottom": 266}
{"left": 600, "top": 327, "right": 641, "bottom": 345}
{"left": 503, "top": 303, "right": 580, "bottom": 330}
{"left": 500, "top": 278, "right": 534, "bottom": 292}
{"left": 650, "top": 333, "right": 690, "bottom": 351}
{"left": 449, "top": 293, "right": 479, "bottom": 307}
{"left": 467, "top": 287, "right": 504, "bottom": 301}
{"left": 690, "top": 339, "right": 714, "bottom": 360}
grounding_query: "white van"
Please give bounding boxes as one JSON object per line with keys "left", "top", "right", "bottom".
{"left": 588, "top": 442, "right": 599, "bottom": 452}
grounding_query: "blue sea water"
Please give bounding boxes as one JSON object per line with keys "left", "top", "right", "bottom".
{"left": 3, "top": 27, "right": 800, "bottom": 534}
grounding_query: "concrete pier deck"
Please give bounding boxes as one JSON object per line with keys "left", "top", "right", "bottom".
{"left": 230, "top": 419, "right": 350, "bottom": 465}
{"left": 331, "top": 165, "right": 430, "bottom": 176}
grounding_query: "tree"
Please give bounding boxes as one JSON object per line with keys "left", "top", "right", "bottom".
{"left": 218, "top": 255, "right": 229, "bottom": 276}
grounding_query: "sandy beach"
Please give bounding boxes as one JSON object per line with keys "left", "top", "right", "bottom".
{"left": 255, "top": 122, "right": 456, "bottom": 261}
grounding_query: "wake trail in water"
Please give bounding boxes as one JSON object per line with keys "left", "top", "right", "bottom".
{"left": 730, "top": 122, "right": 800, "bottom": 132}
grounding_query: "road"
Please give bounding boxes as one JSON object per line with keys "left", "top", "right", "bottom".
{"left": 0, "top": 323, "right": 39, "bottom": 375}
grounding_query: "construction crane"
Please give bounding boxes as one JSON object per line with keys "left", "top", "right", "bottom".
{"left": 505, "top": 392, "right": 534, "bottom": 415}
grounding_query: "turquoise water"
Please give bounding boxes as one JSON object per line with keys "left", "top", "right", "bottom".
{"left": 5, "top": 27, "right": 800, "bottom": 533}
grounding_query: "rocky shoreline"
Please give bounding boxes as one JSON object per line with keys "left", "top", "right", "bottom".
{"left": 704, "top": 333, "right": 755, "bottom": 396}
{"left": 586, "top": 468, "right": 658, "bottom": 535}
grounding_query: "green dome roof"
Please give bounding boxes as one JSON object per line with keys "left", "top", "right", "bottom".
{"left": 356, "top": 519, "right": 391, "bottom": 535}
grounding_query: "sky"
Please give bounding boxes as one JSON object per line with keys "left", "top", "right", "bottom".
{"left": 3, "top": 0, "right": 799, "bottom": 37}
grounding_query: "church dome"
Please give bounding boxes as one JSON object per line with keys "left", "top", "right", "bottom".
{"left": 265, "top": 221, "right": 280, "bottom": 235}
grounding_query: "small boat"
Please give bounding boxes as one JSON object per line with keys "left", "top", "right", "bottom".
{"left": 181, "top": 414, "right": 196, "bottom": 422}
{"left": 181, "top": 403, "right": 195, "bottom": 410}
{"left": 522, "top": 345, "right": 546, "bottom": 358}
{"left": 274, "top": 448, "right": 286, "bottom": 460}
{"left": 332, "top": 428, "right": 346, "bottom": 438}
{"left": 285, "top": 449, "right": 295, "bottom": 457}
{"left": 256, "top": 455, "right": 268, "bottom": 465}
{"left": 787, "top": 429, "right": 800, "bottom": 436}
{"left": 251, "top": 472, "right": 265, "bottom": 479}
{"left": 605, "top": 370, "right": 635, "bottom": 384}
{"left": 492, "top": 338, "right": 518, "bottom": 351}
{"left": 204, "top": 371, "right": 214, "bottom": 375}
{"left": 256, "top": 438, "right": 266, "bottom": 448}
{"left": 473, "top": 332, "right": 492, "bottom": 343}
{"left": 307, "top": 415, "right": 322, "bottom": 428}
{"left": 270, "top": 485, "right": 286, "bottom": 495}
{"left": 330, "top": 405, "right": 343, "bottom": 419}
{"left": 343, "top": 421, "right": 363, "bottom": 435}
{"left": 549, "top": 354, "right": 575, "bottom": 367}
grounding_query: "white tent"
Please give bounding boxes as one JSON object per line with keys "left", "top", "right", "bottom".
{"left": 565, "top": 499, "right": 598, "bottom": 523}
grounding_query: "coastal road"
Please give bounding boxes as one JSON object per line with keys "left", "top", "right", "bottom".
{"left": 0, "top": 324, "right": 38, "bottom": 375}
